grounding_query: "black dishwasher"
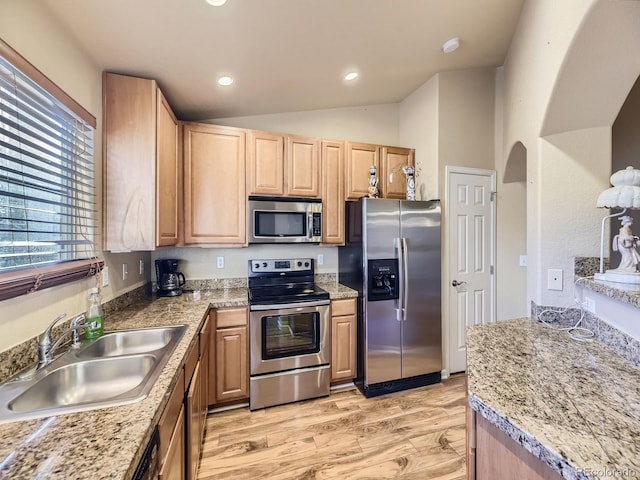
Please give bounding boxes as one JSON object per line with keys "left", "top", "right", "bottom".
{"left": 132, "top": 426, "right": 160, "bottom": 480}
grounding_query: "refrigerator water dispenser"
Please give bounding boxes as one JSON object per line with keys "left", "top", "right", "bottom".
{"left": 367, "top": 259, "right": 399, "bottom": 301}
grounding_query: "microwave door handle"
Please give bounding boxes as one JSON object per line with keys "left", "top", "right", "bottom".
{"left": 308, "top": 211, "right": 313, "bottom": 239}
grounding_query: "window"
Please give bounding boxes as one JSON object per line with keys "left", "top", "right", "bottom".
{"left": 0, "top": 39, "right": 101, "bottom": 301}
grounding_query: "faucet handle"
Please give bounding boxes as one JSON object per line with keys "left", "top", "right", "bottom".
{"left": 39, "top": 313, "right": 67, "bottom": 343}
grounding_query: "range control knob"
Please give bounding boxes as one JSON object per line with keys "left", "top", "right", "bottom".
{"left": 304, "top": 261, "right": 309, "bottom": 267}
{"left": 253, "top": 263, "right": 260, "bottom": 269}
{"left": 297, "top": 261, "right": 302, "bottom": 267}
{"left": 262, "top": 262, "right": 268, "bottom": 268}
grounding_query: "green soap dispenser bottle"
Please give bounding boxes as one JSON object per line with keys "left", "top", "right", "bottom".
{"left": 85, "top": 287, "right": 104, "bottom": 340}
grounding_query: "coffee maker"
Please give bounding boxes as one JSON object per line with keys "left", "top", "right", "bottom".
{"left": 155, "top": 259, "right": 186, "bottom": 297}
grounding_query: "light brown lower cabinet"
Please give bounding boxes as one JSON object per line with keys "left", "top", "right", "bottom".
{"left": 330, "top": 299, "right": 357, "bottom": 383}
{"left": 212, "top": 307, "right": 249, "bottom": 405}
{"left": 158, "top": 315, "right": 211, "bottom": 480}
{"left": 467, "top": 408, "right": 563, "bottom": 480}
{"left": 159, "top": 404, "right": 185, "bottom": 480}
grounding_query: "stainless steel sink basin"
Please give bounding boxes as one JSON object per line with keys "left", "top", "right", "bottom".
{"left": 0, "top": 324, "right": 188, "bottom": 424}
{"left": 75, "top": 325, "right": 187, "bottom": 359}
{"left": 8, "top": 355, "right": 157, "bottom": 412}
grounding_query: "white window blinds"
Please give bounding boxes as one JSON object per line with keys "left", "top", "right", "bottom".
{"left": 0, "top": 55, "right": 96, "bottom": 271}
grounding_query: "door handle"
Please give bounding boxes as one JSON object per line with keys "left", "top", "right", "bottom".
{"left": 451, "top": 280, "right": 466, "bottom": 287}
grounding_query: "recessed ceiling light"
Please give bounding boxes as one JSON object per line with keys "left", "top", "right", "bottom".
{"left": 442, "top": 37, "right": 460, "bottom": 54}
{"left": 217, "top": 76, "right": 234, "bottom": 86}
{"left": 344, "top": 72, "right": 359, "bottom": 81}
{"left": 206, "top": 0, "right": 227, "bottom": 6}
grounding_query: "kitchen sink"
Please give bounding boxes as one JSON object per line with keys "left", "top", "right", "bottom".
{"left": 75, "top": 325, "right": 187, "bottom": 359}
{"left": 8, "top": 355, "right": 157, "bottom": 412}
{"left": 0, "top": 324, "right": 188, "bottom": 424}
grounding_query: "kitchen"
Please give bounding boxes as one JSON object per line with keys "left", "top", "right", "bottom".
{"left": 1, "top": 0, "right": 640, "bottom": 479}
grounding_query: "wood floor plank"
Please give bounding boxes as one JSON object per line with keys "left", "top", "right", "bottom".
{"left": 197, "top": 374, "right": 467, "bottom": 480}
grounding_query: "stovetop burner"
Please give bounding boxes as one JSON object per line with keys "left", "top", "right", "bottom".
{"left": 247, "top": 258, "right": 329, "bottom": 305}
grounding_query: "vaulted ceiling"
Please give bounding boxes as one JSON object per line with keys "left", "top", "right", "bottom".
{"left": 42, "top": 0, "right": 524, "bottom": 120}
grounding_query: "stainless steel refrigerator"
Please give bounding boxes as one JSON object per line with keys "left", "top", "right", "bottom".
{"left": 338, "top": 197, "right": 441, "bottom": 397}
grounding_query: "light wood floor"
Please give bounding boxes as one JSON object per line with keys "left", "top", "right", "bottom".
{"left": 197, "top": 374, "right": 467, "bottom": 480}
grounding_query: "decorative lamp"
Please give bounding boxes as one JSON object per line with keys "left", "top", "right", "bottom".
{"left": 594, "top": 166, "right": 640, "bottom": 284}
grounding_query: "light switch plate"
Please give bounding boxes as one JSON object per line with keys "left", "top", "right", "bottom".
{"left": 519, "top": 255, "right": 527, "bottom": 267}
{"left": 217, "top": 256, "right": 224, "bottom": 269}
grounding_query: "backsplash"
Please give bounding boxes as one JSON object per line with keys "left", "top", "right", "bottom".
{"left": 531, "top": 301, "right": 640, "bottom": 369}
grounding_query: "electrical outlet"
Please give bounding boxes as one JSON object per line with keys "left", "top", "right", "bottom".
{"left": 122, "top": 263, "right": 128, "bottom": 281}
{"left": 519, "top": 255, "right": 527, "bottom": 267}
{"left": 101, "top": 266, "right": 109, "bottom": 287}
{"left": 547, "top": 269, "right": 563, "bottom": 291}
{"left": 317, "top": 254, "right": 324, "bottom": 265}
{"left": 139, "top": 260, "right": 144, "bottom": 275}
{"left": 584, "top": 297, "right": 596, "bottom": 313}
{"left": 217, "top": 256, "right": 224, "bottom": 269}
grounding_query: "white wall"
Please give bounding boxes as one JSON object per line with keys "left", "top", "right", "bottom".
{"left": 0, "top": 2, "right": 150, "bottom": 352}
{"left": 151, "top": 245, "right": 337, "bottom": 281}
{"left": 501, "top": 0, "right": 607, "bottom": 309}
{"left": 210, "top": 103, "right": 400, "bottom": 146}
{"left": 399, "top": 75, "right": 439, "bottom": 201}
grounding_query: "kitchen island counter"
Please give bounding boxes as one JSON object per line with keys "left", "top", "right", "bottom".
{"left": 467, "top": 318, "right": 640, "bottom": 480}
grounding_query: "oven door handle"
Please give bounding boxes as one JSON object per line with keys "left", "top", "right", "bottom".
{"left": 250, "top": 300, "right": 331, "bottom": 311}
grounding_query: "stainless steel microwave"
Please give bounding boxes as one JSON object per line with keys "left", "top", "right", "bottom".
{"left": 248, "top": 196, "right": 322, "bottom": 244}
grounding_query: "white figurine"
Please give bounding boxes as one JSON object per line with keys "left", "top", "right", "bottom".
{"left": 402, "top": 165, "right": 416, "bottom": 200}
{"left": 368, "top": 165, "right": 379, "bottom": 198}
{"left": 611, "top": 215, "right": 640, "bottom": 272}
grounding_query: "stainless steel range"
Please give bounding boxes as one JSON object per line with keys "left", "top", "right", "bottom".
{"left": 248, "top": 258, "right": 330, "bottom": 410}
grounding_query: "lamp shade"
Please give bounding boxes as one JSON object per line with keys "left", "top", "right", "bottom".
{"left": 596, "top": 166, "right": 640, "bottom": 209}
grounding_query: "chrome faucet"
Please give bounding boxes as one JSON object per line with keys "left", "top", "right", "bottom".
{"left": 38, "top": 313, "right": 91, "bottom": 368}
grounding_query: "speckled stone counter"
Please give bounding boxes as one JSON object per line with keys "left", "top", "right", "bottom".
{"left": 0, "top": 288, "right": 247, "bottom": 480}
{"left": 0, "top": 283, "right": 356, "bottom": 479}
{"left": 576, "top": 276, "right": 640, "bottom": 310}
{"left": 467, "top": 318, "right": 640, "bottom": 480}
{"left": 317, "top": 281, "right": 358, "bottom": 299}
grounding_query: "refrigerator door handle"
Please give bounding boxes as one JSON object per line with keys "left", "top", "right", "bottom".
{"left": 401, "top": 237, "right": 409, "bottom": 321}
{"left": 395, "top": 237, "right": 403, "bottom": 322}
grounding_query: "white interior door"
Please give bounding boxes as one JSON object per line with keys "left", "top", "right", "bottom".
{"left": 447, "top": 168, "right": 495, "bottom": 374}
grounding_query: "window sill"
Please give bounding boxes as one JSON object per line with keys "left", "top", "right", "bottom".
{"left": 0, "top": 259, "right": 104, "bottom": 302}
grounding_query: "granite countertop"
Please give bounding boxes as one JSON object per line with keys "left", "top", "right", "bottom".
{"left": 576, "top": 276, "right": 640, "bottom": 309}
{"left": 0, "top": 283, "right": 357, "bottom": 479}
{"left": 467, "top": 318, "right": 640, "bottom": 480}
{"left": 0, "top": 288, "right": 246, "bottom": 480}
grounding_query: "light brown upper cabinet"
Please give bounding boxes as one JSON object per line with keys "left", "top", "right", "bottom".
{"left": 247, "top": 130, "right": 284, "bottom": 195}
{"left": 345, "top": 142, "right": 380, "bottom": 200}
{"left": 103, "top": 72, "right": 180, "bottom": 251}
{"left": 321, "top": 140, "right": 345, "bottom": 245}
{"left": 183, "top": 123, "right": 246, "bottom": 245}
{"left": 247, "top": 131, "right": 320, "bottom": 197}
{"left": 380, "top": 146, "right": 415, "bottom": 199}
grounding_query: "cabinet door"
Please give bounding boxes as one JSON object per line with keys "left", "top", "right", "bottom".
{"left": 103, "top": 73, "right": 156, "bottom": 251}
{"left": 381, "top": 146, "right": 414, "bottom": 199}
{"left": 199, "top": 317, "right": 210, "bottom": 427}
{"left": 331, "top": 314, "right": 356, "bottom": 382}
{"left": 285, "top": 135, "right": 320, "bottom": 197}
{"left": 187, "top": 363, "right": 201, "bottom": 480}
{"left": 159, "top": 405, "right": 185, "bottom": 480}
{"left": 247, "top": 130, "right": 284, "bottom": 195}
{"left": 183, "top": 123, "right": 246, "bottom": 244}
{"left": 156, "top": 89, "right": 180, "bottom": 246}
{"left": 321, "top": 140, "right": 345, "bottom": 245}
{"left": 215, "top": 326, "right": 248, "bottom": 403}
{"left": 346, "top": 142, "right": 379, "bottom": 200}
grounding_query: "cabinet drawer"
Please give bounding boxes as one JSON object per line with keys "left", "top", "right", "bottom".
{"left": 332, "top": 298, "right": 356, "bottom": 317}
{"left": 216, "top": 307, "right": 248, "bottom": 328}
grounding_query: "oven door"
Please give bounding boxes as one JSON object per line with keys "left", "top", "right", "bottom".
{"left": 250, "top": 301, "right": 330, "bottom": 376}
